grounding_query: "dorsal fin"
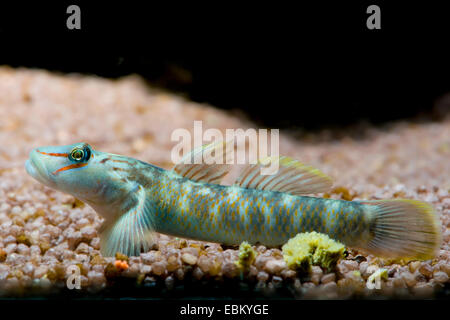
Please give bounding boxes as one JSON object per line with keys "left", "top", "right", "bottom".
{"left": 172, "top": 140, "right": 234, "bottom": 184}
{"left": 234, "top": 156, "right": 333, "bottom": 195}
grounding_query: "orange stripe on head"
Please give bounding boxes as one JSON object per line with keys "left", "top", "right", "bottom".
{"left": 37, "top": 150, "right": 69, "bottom": 157}
{"left": 52, "top": 163, "right": 88, "bottom": 175}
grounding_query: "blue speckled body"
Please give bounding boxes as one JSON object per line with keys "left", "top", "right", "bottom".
{"left": 141, "top": 166, "right": 371, "bottom": 247}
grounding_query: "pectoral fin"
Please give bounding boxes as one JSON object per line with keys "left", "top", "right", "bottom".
{"left": 99, "top": 184, "right": 155, "bottom": 257}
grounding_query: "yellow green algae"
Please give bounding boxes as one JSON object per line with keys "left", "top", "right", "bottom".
{"left": 367, "top": 268, "right": 388, "bottom": 288}
{"left": 235, "top": 241, "right": 257, "bottom": 270}
{"left": 368, "top": 268, "right": 388, "bottom": 281}
{"left": 115, "top": 252, "right": 129, "bottom": 262}
{"left": 16, "top": 234, "right": 32, "bottom": 246}
{"left": 282, "top": 231, "right": 345, "bottom": 272}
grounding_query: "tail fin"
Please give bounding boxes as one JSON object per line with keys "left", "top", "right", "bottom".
{"left": 360, "top": 199, "right": 442, "bottom": 260}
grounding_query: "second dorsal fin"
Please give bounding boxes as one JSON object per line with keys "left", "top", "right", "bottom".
{"left": 234, "top": 156, "right": 333, "bottom": 195}
{"left": 172, "top": 140, "right": 234, "bottom": 184}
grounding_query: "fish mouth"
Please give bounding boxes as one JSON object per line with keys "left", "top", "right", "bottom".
{"left": 25, "top": 159, "right": 37, "bottom": 177}
{"left": 25, "top": 151, "right": 55, "bottom": 187}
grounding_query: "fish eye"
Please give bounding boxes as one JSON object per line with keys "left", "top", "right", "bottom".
{"left": 70, "top": 148, "right": 84, "bottom": 162}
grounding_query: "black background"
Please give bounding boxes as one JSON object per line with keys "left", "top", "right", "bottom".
{"left": 1, "top": 2, "right": 449, "bottom": 129}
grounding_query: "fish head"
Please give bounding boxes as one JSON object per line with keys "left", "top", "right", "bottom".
{"left": 25, "top": 142, "right": 117, "bottom": 203}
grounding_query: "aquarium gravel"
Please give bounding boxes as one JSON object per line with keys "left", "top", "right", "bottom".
{"left": 0, "top": 67, "right": 449, "bottom": 298}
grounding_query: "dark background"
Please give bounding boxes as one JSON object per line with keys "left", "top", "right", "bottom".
{"left": 1, "top": 2, "right": 449, "bottom": 129}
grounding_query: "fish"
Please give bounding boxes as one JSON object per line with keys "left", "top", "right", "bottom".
{"left": 25, "top": 141, "right": 442, "bottom": 260}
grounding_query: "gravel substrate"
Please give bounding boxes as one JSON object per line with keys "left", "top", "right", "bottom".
{"left": 0, "top": 67, "right": 448, "bottom": 298}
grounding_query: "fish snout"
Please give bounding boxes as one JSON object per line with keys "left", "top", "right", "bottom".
{"left": 25, "top": 148, "right": 54, "bottom": 184}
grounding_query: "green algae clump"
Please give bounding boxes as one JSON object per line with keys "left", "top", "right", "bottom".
{"left": 235, "top": 241, "right": 257, "bottom": 270}
{"left": 282, "top": 232, "right": 345, "bottom": 272}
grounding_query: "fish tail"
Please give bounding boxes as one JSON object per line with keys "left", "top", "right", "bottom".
{"left": 359, "top": 199, "right": 442, "bottom": 260}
